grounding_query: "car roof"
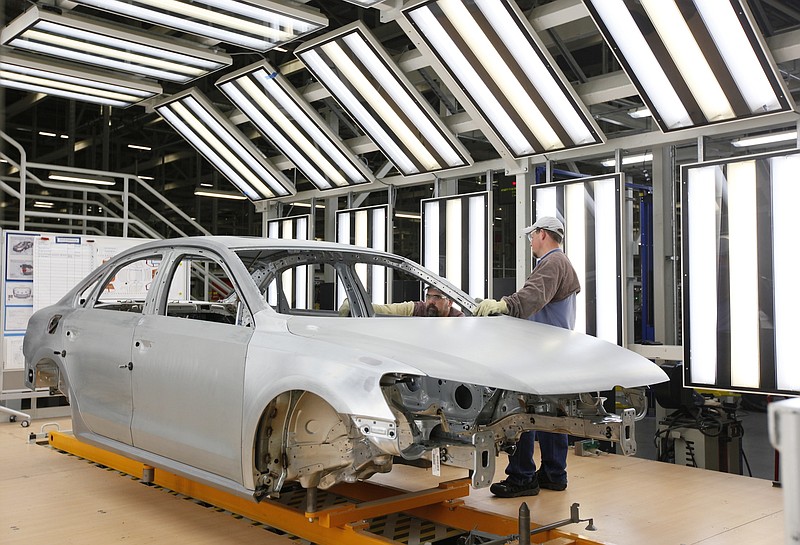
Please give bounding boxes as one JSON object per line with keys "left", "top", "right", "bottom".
{"left": 123, "top": 236, "right": 399, "bottom": 257}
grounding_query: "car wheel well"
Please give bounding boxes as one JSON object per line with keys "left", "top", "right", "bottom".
{"left": 253, "top": 390, "right": 352, "bottom": 494}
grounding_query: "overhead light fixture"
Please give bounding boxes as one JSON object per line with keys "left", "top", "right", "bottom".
{"left": 217, "top": 61, "right": 374, "bottom": 191}
{"left": 627, "top": 107, "right": 652, "bottom": 119}
{"left": 402, "top": 0, "right": 604, "bottom": 158}
{"left": 583, "top": 0, "right": 794, "bottom": 132}
{"left": 295, "top": 21, "right": 471, "bottom": 176}
{"left": 70, "top": 0, "right": 328, "bottom": 52}
{"left": 601, "top": 153, "right": 654, "bottom": 167}
{"left": 194, "top": 188, "right": 247, "bottom": 200}
{"left": 49, "top": 171, "right": 116, "bottom": 185}
{"left": 128, "top": 144, "right": 152, "bottom": 151}
{"left": 395, "top": 212, "right": 421, "bottom": 219}
{"left": 1, "top": 6, "right": 232, "bottom": 84}
{"left": 0, "top": 48, "right": 161, "bottom": 107}
{"left": 340, "top": 1, "right": 386, "bottom": 7}
{"left": 155, "top": 88, "right": 295, "bottom": 201}
{"left": 732, "top": 131, "right": 797, "bottom": 148}
{"left": 287, "top": 201, "right": 325, "bottom": 209}
{"left": 33, "top": 201, "right": 55, "bottom": 208}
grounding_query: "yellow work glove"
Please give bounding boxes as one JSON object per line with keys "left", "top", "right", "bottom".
{"left": 474, "top": 298, "right": 508, "bottom": 316}
{"left": 372, "top": 301, "right": 415, "bottom": 316}
{"left": 338, "top": 299, "right": 351, "bottom": 316}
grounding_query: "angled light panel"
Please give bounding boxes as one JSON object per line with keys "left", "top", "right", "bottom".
{"left": 402, "top": 0, "right": 604, "bottom": 158}
{"left": 0, "top": 48, "right": 161, "bottom": 107}
{"left": 1, "top": 6, "right": 232, "bottom": 83}
{"left": 295, "top": 22, "right": 471, "bottom": 177}
{"left": 583, "top": 0, "right": 794, "bottom": 132}
{"left": 70, "top": 0, "right": 328, "bottom": 52}
{"left": 217, "top": 61, "right": 374, "bottom": 191}
{"left": 155, "top": 88, "right": 295, "bottom": 201}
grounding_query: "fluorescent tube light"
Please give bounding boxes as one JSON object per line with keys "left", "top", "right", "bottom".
{"left": 49, "top": 172, "right": 116, "bottom": 185}
{"left": 336, "top": 205, "right": 390, "bottom": 304}
{"left": 395, "top": 212, "right": 421, "bottom": 219}
{"left": 295, "top": 22, "right": 471, "bottom": 176}
{"left": 33, "top": 201, "right": 54, "bottom": 208}
{"left": 732, "top": 131, "right": 797, "bottom": 148}
{"left": 128, "top": 145, "right": 152, "bottom": 151}
{"left": 628, "top": 107, "right": 652, "bottom": 119}
{"left": 1, "top": 6, "right": 232, "bottom": 83}
{"left": 194, "top": 188, "right": 247, "bottom": 200}
{"left": 70, "top": 0, "right": 328, "bottom": 52}
{"left": 403, "top": 0, "right": 603, "bottom": 158}
{"left": 584, "top": 0, "right": 794, "bottom": 132}
{"left": 601, "top": 153, "right": 654, "bottom": 168}
{"left": 156, "top": 88, "right": 295, "bottom": 201}
{"left": 217, "top": 61, "right": 374, "bottom": 191}
{"left": 0, "top": 48, "right": 161, "bottom": 107}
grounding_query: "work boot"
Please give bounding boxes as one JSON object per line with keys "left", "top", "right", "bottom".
{"left": 535, "top": 469, "right": 567, "bottom": 491}
{"left": 489, "top": 478, "right": 540, "bottom": 498}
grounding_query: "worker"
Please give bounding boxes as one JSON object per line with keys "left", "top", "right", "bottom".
{"left": 474, "top": 216, "right": 580, "bottom": 497}
{"left": 339, "top": 285, "right": 464, "bottom": 317}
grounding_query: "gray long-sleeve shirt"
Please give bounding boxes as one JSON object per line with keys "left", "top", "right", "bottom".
{"left": 501, "top": 249, "right": 580, "bottom": 324}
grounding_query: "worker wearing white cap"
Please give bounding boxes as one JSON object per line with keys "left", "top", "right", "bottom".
{"left": 475, "top": 215, "right": 581, "bottom": 497}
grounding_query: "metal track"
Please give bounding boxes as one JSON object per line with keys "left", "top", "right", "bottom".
{"left": 47, "top": 431, "right": 607, "bottom": 545}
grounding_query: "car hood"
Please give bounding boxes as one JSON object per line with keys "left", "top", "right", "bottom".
{"left": 286, "top": 315, "right": 668, "bottom": 395}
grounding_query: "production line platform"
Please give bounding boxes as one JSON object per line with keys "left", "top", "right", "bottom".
{"left": 45, "top": 430, "right": 602, "bottom": 545}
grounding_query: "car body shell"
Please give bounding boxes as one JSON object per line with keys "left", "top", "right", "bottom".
{"left": 24, "top": 236, "right": 668, "bottom": 500}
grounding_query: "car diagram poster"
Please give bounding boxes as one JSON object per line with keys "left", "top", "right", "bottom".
{"left": 3, "top": 231, "right": 38, "bottom": 335}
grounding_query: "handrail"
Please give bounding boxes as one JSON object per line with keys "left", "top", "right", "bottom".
{"left": 1, "top": 130, "right": 213, "bottom": 238}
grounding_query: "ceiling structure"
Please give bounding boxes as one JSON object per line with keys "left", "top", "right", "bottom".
{"left": 2, "top": 0, "right": 800, "bottom": 239}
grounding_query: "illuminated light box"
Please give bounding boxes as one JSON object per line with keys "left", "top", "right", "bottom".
{"left": 583, "top": 0, "right": 794, "bottom": 132}
{"left": 403, "top": 0, "right": 604, "bottom": 158}
{"left": 336, "top": 205, "right": 389, "bottom": 305}
{"left": 295, "top": 22, "right": 471, "bottom": 176}
{"left": 682, "top": 149, "right": 800, "bottom": 396}
{"left": 532, "top": 174, "right": 623, "bottom": 345}
{"left": 266, "top": 215, "right": 310, "bottom": 309}
{"left": 421, "top": 192, "right": 489, "bottom": 300}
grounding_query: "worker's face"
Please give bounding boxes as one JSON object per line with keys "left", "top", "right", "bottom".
{"left": 528, "top": 228, "right": 546, "bottom": 258}
{"left": 424, "top": 288, "right": 452, "bottom": 317}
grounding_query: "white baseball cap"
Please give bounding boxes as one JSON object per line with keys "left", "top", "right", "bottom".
{"left": 522, "top": 216, "right": 565, "bottom": 237}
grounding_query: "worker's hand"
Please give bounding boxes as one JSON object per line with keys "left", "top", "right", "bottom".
{"left": 474, "top": 298, "right": 508, "bottom": 316}
{"left": 338, "top": 298, "right": 351, "bottom": 316}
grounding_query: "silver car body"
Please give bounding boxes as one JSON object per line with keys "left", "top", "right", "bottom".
{"left": 24, "top": 236, "right": 668, "bottom": 500}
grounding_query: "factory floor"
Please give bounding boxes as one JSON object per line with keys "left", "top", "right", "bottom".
{"left": 0, "top": 411, "right": 786, "bottom": 545}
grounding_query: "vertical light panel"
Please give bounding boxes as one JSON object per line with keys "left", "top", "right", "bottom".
{"left": 727, "top": 161, "right": 760, "bottom": 388}
{"left": 295, "top": 22, "right": 471, "bottom": 176}
{"left": 532, "top": 174, "right": 622, "bottom": 344}
{"left": 468, "top": 195, "right": 486, "bottom": 297}
{"left": 265, "top": 215, "right": 310, "bottom": 309}
{"left": 403, "top": 0, "right": 603, "bottom": 158}
{"left": 682, "top": 150, "right": 800, "bottom": 396}
{"left": 336, "top": 205, "right": 390, "bottom": 305}
{"left": 772, "top": 156, "right": 800, "bottom": 392}
{"left": 593, "top": 178, "right": 619, "bottom": 343}
{"left": 685, "top": 165, "right": 720, "bottom": 385}
{"left": 584, "top": 0, "right": 794, "bottom": 132}
{"left": 421, "top": 193, "right": 489, "bottom": 299}
{"left": 565, "top": 183, "right": 587, "bottom": 335}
